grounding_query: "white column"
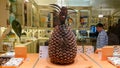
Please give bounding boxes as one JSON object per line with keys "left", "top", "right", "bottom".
{"left": 50, "top": 13, "right": 53, "bottom": 28}
{"left": 77, "top": 10, "right": 80, "bottom": 29}
{"left": 16, "top": 0, "right": 24, "bottom": 26}
{"left": 89, "top": 9, "right": 92, "bottom": 28}
{"left": 27, "top": 2, "right": 32, "bottom": 27}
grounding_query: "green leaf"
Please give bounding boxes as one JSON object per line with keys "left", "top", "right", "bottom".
{"left": 12, "top": 20, "right": 22, "bottom": 38}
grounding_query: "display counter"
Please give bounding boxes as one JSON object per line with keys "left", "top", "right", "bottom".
{"left": 15, "top": 39, "right": 38, "bottom": 53}
{"left": 87, "top": 54, "right": 116, "bottom": 68}
{"left": 0, "top": 53, "right": 118, "bottom": 68}
{"left": 0, "top": 53, "right": 38, "bottom": 68}
{"left": 18, "top": 53, "right": 39, "bottom": 68}
{"left": 34, "top": 54, "right": 100, "bottom": 68}
{"left": 19, "top": 37, "right": 49, "bottom": 53}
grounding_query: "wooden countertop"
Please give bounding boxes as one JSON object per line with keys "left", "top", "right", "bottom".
{"left": 80, "top": 53, "right": 100, "bottom": 68}
{"left": 16, "top": 53, "right": 117, "bottom": 68}
{"left": 18, "top": 53, "right": 39, "bottom": 68}
{"left": 34, "top": 53, "right": 100, "bottom": 68}
{"left": 88, "top": 54, "right": 116, "bottom": 68}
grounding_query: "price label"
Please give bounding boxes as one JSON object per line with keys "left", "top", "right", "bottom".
{"left": 39, "top": 46, "right": 48, "bottom": 58}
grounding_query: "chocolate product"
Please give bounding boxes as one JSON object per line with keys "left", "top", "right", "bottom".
{"left": 49, "top": 4, "right": 77, "bottom": 65}
{"left": 0, "top": 57, "right": 11, "bottom": 65}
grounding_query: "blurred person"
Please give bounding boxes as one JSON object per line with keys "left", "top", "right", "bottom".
{"left": 96, "top": 23, "right": 108, "bottom": 48}
{"left": 107, "top": 26, "right": 119, "bottom": 45}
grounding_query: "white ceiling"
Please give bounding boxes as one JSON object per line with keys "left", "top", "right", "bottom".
{"left": 33, "top": 0, "right": 120, "bottom": 16}
{"left": 34, "top": 0, "right": 91, "bottom": 6}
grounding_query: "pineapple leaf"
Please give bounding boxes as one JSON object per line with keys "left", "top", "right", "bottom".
{"left": 50, "top": 4, "right": 61, "bottom": 10}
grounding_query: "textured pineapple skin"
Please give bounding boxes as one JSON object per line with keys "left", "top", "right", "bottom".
{"left": 49, "top": 25, "right": 77, "bottom": 65}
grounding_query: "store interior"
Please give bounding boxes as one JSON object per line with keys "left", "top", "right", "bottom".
{"left": 0, "top": 0, "right": 120, "bottom": 68}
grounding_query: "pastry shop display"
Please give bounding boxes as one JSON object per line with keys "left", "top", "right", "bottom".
{"left": 0, "top": 52, "right": 15, "bottom": 57}
{"left": 113, "top": 52, "right": 120, "bottom": 57}
{"left": 4, "top": 58, "right": 23, "bottom": 66}
{"left": 77, "top": 46, "right": 83, "bottom": 54}
{"left": 108, "top": 57, "right": 120, "bottom": 66}
{"left": 84, "top": 46, "right": 94, "bottom": 55}
{"left": 0, "top": 57, "right": 11, "bottom": 65}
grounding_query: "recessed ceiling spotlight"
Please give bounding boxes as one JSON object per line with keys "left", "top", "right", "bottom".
{"left": 98, "top": 14, "right": 103, "bottom": 18}
{"left": 25, "top": 0, "right": 29, "bottom": 2}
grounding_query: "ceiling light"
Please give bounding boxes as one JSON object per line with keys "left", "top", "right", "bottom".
{"left": 84, "top": 0, "right": 90, "bottom": 1}
{"left": 25, "top": 0, "right": 29, "bottom": 2}
{"left": 98, "top": 14, "right": 103, "bottom": 18}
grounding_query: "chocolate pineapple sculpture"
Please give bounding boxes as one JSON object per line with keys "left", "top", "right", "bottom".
{"left": 49, "top": 4, "right": 77, "bottom": 65}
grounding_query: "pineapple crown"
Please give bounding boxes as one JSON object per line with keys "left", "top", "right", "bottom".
{"left": 50, "top": 4, "right": 76, "bottom": 25}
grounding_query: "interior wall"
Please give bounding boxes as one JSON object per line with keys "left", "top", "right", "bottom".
{"left": 0, "top": 0, "right": 9, "bottom": 27}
